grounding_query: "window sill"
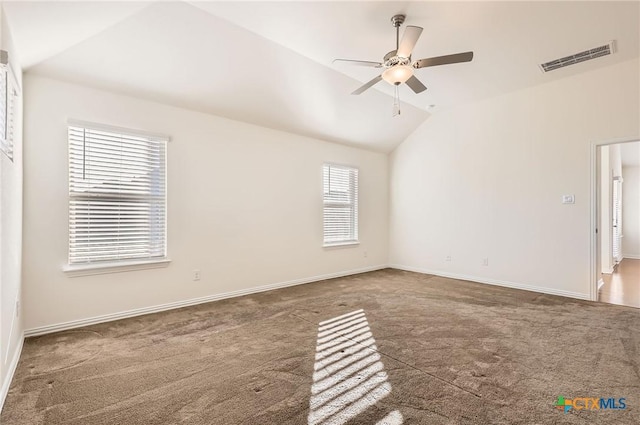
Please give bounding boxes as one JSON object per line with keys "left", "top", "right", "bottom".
{"left": 63, "top": 258, "right": 171, "bottom": 277}
{"left": 323, "top": 241, "right": 360, "bottom": 249}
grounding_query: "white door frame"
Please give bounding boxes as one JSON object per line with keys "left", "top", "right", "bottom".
{"left": 590, "top": 137, "right": 639, "bottom": 301}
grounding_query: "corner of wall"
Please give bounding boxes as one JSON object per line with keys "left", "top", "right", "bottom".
{"left": 0, "top": 330, "right": 23, "bottom": 414}
{"left": 0, "top": 3, "right": 25, "bottom": 413}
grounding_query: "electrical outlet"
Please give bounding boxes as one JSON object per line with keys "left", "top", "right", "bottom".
{"left": 363, "top": 251, "right": 368, "bottom": 258}
{"left": 193, "top": 270, "right": 201, "bottom": 281}
{"left": 482, "top": 258, "right": 489, "bottom": 266}
{"left": 445, "top": 256, "right": 452, "bottom": 262}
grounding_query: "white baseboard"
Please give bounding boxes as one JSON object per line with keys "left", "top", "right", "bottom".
{"left": 389, "top": 264, "right": 590, "bottom": 301}
{"left": 25, "top": 265, "right": 388, "bottom": 337}
{"left": 598, "top": 278, "right": 605, "bottom": 290}
{"left": 0, "top": 332, "right": 24, "bottom": 414}
{"left": 623, "top": 254, "right": 640, "bottom": 260}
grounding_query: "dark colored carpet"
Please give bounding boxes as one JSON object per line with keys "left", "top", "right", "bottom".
{"left": 2, "top": 269, "right": 639, "bottom": 424}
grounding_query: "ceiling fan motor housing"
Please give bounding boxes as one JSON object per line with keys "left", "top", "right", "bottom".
{"left": 391, "top": 14, "right": 406, "bottom": 27}
{"left": 385, "top": 14, "right": 411, "bottom": 68}
{"left": 383, "top": 54, "right": 411, "bottom": 68}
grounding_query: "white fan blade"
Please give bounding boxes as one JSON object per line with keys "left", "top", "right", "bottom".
{"left": 351, "top": 75, "right": 383, "bottom": 95}
{"left": 397, "top": 26, "right": 423, "bottom": 58}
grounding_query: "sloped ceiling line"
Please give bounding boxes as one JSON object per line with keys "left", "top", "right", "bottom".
{"left": 4, "top": 0, "right": 638, "bottom": 152}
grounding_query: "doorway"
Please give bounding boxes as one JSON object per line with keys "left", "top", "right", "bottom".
{"left": 593, "top": 140, "right": 640, "bottom": 308}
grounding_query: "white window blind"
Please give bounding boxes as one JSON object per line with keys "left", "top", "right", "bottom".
{"left": 323, "top": 164, "right": 358, "bottom": 246}
{"left": 68, "top": 123, "right": 167, "bottom": 265}
{"left": 0, "top": 64, "right": 17, "bottom": 161}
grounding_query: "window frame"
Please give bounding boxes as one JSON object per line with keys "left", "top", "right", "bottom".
{"left": 322, "top": 163, "right": 359, "bottom": 248}
{"left": 0, "top": 59, "right": 19, "bottom": 162}
{"left": 64, "top": 120, "right": 170, "bottom": 276}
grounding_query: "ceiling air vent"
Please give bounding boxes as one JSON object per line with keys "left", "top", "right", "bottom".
{"left": 539, "top": 41, "right": 615, "bottom": 73}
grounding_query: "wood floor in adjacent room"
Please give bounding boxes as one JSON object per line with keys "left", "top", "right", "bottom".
{"left": 2, "top": 269, "right": 639, "bottom": 424}
{"left": 599, "top": 258, "right": 640, "bottom": 309}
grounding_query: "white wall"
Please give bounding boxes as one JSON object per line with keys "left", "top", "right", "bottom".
{"left": 0, "top": 6, "right": 23, "bottom": 402}
{"left": 390, "top": 58, "right": 640, "bottom": 299}
{"left": 622, "top": 166, "right": 640, "bottom": 259}
{"left": 600, "top": 144, "right": 623, "bottom": 273}
{"left": 22, "top": 75, "right": 389, "bottom": 331}
{"left": 611, "top": 145, "right": 623, "bottom": 265}
{"left": 599, "top": 146, "right": 611, "bottom": 275}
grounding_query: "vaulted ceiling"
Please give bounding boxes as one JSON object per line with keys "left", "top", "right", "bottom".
{"left": 3, "top": 1, "right": 639, "bottom": 152}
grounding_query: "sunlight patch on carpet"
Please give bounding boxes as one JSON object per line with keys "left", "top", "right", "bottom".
{"left": 308, "top": 309, "right": 403, "bottom": 425}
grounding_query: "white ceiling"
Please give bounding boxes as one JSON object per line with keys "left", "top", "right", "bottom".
{"left": 3, "top": 1, "right": 639, "bottom": 152}
{"left": 2, "top": 1, "right": 151, "bottom": 69}
{"left": 9, "top": 1, "right": 431, "bottom": 151}
{"left": 197, "top": 1, "right": 640, "bottom": 110}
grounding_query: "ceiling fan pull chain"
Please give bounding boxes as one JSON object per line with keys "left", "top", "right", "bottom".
{"left": 392, "top": 85, "right": 401, "bottom": 117}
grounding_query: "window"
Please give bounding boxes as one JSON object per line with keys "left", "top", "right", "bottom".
{"left": 323, "top": 163, "right": 358, "bottom": 246}
{"left": 612, "top": 176, "right": 622, "bottom": 264}
{"left": 0, "top": 58, "right": 17, "bottom": 161}
{"left": 68, "top": 122, "right": 167, "bottom": 266}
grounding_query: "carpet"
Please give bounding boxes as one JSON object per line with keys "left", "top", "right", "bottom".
{"left": 1, "top": 269, "right": 639, "bottom": 424}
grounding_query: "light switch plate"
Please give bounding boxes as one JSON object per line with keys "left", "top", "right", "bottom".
{"left": 562, "top": 194, "right": 575, "bottom": 204}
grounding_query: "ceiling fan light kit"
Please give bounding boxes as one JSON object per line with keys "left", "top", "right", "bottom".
{"left": 334, "top": 14, "right": 474, "bottom": 116}
{"left": 382, "top": 64, "right": 413, "bottom": 84}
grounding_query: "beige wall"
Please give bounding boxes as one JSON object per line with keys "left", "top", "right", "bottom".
{"left": 389, "top": 58, "right": 640, "bottom": 299}
{"left": 22, "top": 75, "right": 389, "bottom": 331}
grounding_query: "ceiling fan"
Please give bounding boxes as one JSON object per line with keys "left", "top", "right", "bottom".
{"left": 334, "top": 14, "right": 474, "bottom": 116}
